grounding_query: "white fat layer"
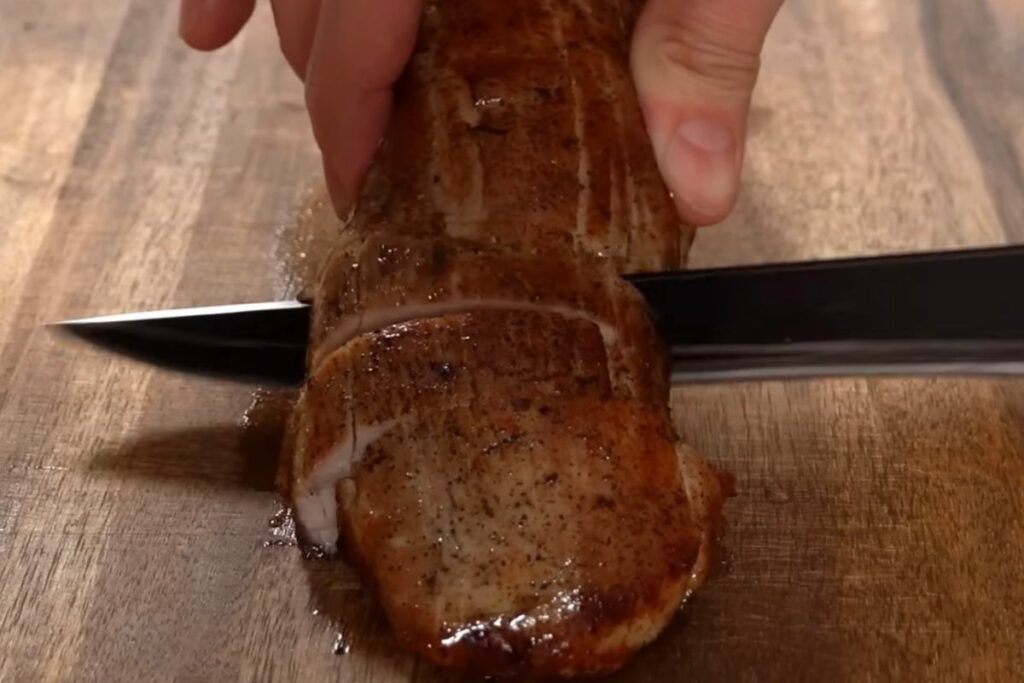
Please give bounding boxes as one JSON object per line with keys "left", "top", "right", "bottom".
{"left": 294, "top": 485, "right": 338, "bottom": 550}
{"left": 675, "top": 445, "right": 720, "bottom": 600}
{"left": 294, "top": 419, "right": 403, "bottom": 553}
{"left": 424, "top": 26, "right": 485, "bottom": 240}
{"left": 546, "top": 0, "right": 590, "bottom": 256}
{"left": 602, "top": 47, "right": 631, "bottom": 262}
{"left": 313, "top": 300, "right": 621, "bottom": 374}
{"left": 307, "top": 419, "right": 401, "bottom": 489}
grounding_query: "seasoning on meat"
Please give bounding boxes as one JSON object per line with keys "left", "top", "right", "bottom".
{"left": 287, "top": 0, "right": 726, "bottom": 677}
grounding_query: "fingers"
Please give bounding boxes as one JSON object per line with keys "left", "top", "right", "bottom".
{"left": 305, "top": 0, "right": 422, "bottom": 214}
{"left": 181, "top": 0, "right": 421, "bottom": 216}
{"left": 270, "top": 0, "right": 322, "bottom": 78}
{"left": 632, "top": 0, "right": 783, "bottom": 225}
{"left": 179, "top": 0, "right": 256, "bottom": 51}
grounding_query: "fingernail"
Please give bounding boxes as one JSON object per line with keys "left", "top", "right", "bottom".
{"left": 659, "top": 119, "right": 739, "bottom": 222}
{"left": 323, "top": 158, "right": 357, "bottom": 220}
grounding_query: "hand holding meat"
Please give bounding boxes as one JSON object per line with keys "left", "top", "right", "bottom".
{"left": 179, "top": 0, "right": 782, "bottom": 227}
{"left": 179, "top": 0, "right": 760, "bottom": 676}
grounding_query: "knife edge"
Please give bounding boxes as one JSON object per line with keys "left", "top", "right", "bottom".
{"left": 52, "top": 299, "right": 308, "bottom": 326}
{"left": 48, "top": 244, "right": 1024, "bottom": 385}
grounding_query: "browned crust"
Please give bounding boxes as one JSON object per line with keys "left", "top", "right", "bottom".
{"left": 349, "top": 0, "right": 689, "bottom": 272}
{"left": 291, "top": 309, "right": 614, "bottom": 491}
{"left": 329, "top": 398, "right": 719, "bottom": 678}
{"left": 310, "top": 233, "right": 669, "bottom": 405}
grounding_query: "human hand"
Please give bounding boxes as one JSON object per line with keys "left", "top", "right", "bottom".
{"left": 180, "top": 0, "right": 421, "bottom": 212}
{"left": 632, "top": 0, "right": 783, "bottom": 224}
{"left": 179, "top": 0, "right": 781, "bottom": 226}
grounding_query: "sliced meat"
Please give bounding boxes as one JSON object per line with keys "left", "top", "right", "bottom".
{"left": 333, "top": 397, "right": 723, "bottom": 678}
{"left": 310, "top": 233, "right": 668, "bottom": 405}
{"left": 291, "top": 309, "right": 615, "bottom": 549}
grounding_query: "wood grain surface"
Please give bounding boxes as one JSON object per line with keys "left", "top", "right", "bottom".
{"left": 2, "top": 1, "right": 1023, "bottom": 681}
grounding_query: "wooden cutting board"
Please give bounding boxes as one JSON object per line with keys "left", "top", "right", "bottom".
{"left": 2, "top": 1, "right": 1023, "bottom": 680}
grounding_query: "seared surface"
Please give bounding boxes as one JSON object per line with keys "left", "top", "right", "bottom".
{"left": 311, "top": 233, "right": 669, "bottom": 404}
{"left": 351, "top": 0, "right": 690, "bottom": 272}
{"left": 291, "top": 310, "right": 614, "bottom": 548}
{"left": 336, "top": 398, "right": 722, "bottom": 678}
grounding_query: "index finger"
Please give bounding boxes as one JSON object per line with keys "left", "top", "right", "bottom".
{"left": 305, "top": 0, "right": 422, "bottom": 213}
{"left": 179, "top": 0, "right": 256, "bottom": 51}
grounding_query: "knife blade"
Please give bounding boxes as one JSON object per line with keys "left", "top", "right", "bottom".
{"left": 52, "top": 244, "right": 1024, "bottom": 385}
{"left": 55, "top": 300, "right": 310, "bottom": 385}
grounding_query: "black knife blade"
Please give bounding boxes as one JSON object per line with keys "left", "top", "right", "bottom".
{"left": 53, "top": 244, "right": 1024, "bottom": 385}
{"left": 633, "top": 243, "right": 1024, "bottom": 382}
{"left": 54, "top": 301, "right": 310, "bottom": 385}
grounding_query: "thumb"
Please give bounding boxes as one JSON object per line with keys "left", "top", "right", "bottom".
{"left": 632, "top": 0, "right": 783, "bottom": 225}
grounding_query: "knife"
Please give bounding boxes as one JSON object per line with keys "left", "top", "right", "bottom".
{"left": 53, "top": 244, "right": 1024, "bottom": 385}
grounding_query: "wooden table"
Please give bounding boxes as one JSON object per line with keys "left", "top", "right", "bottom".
{"left": 2, "top": 2, "right": 1023, "bottom": 680}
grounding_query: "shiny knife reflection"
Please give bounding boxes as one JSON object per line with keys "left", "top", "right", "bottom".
{"left": 53, "top": 244, "right": 1024, "bottom": 385}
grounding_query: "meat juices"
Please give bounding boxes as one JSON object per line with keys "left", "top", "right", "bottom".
{"left": 288, "top": 1, "right": 725, "bottom": 677}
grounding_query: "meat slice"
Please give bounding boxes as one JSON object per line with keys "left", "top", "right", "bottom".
{"left": 310, "top": 233, "right": 668, "bottom": 405}
{"left": 291, "top": 309, "right": 615, "bottom": 550}
{"left": 333, "top": 397, "right": 723, "bottom": 678}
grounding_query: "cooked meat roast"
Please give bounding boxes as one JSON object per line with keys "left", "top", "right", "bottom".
{"left": 288, "top": 0, "right": 726, "bottom": 677}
